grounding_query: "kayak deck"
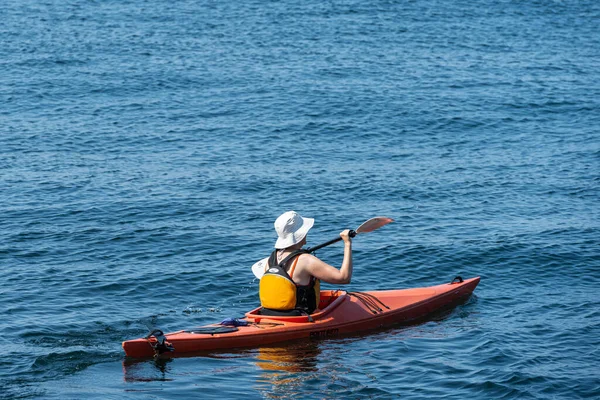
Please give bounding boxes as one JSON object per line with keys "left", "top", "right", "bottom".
{"left": 123, "top": 276, "right": 480, "bottom": 358}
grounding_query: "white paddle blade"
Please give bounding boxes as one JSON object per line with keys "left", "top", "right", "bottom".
{"left": 251, "top": 257, "right": 269, "bottom": 279}
{"left": 355, "top": 216, "right": 394, "bottom": 234}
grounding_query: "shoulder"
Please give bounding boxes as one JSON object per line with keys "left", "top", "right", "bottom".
{"left": 296, "top": 253, "right": 326, "bottom": 269}
{"left": 297, "top": 252, "right": 318, "bottom": 262}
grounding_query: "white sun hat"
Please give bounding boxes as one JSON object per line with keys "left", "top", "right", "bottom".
{"left": 274, "top": 211, "right": 314, "bottom": 249}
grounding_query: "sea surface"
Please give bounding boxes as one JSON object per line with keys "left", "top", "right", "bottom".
{"left": 1, "top": 0, "right": 599, "bottom": 398}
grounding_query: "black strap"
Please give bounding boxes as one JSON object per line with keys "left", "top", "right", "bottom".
{"left": 259, "top": 308, "right": 304, "bottom": 316}
{"left": 258, "top": 307, "right": 314, "bottom": 322}
{"left": 184, "top": 326, "right": 239, "bottom": 334}
{"left": 269, "top": 249, "right": 308, "bottom": 268}
{"left": 348, "top": 292, "right": 390, "bottom": 314}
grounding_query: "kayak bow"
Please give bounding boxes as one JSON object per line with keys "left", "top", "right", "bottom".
{"left": 123, "top": 276, "right": 480, "bottom": 358}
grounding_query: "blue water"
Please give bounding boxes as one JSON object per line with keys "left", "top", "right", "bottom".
{"left": 1, "top": 0, "right": 599, "bottom": 398}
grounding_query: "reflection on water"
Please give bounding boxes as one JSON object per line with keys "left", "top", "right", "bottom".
{"left": 121, "top": 341, "right": 324, "bottom": 396}
{"left": 122, "top": 357, "right": 174, "bottom": 382}
{"left": 119, "top": 298, "right": 478, "bottom": 392}
{"left": 254, "top": 341, "right": 322, "bottom": 398}
{"left": 256, "top": 341, "right": 321, "bottom": 373}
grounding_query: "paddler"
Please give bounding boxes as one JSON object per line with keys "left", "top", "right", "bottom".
{"left": 259, "top": 211, "right": 353, "bottom": 315}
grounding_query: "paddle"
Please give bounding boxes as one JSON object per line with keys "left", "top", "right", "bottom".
{"left": 251, "top": 216, "right": 394, "bottom": 279}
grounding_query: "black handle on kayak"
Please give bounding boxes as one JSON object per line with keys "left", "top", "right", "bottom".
{"left": 307, "top": 230, "right": 356, "bottom": 254}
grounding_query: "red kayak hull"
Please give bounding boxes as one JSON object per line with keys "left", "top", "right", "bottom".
{"left": 123, "top": 277, "right": 480, "bottom": 358}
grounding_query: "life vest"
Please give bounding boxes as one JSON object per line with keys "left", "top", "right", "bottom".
{"left": 259, "top": 249, "right": 320, "bottom": 313}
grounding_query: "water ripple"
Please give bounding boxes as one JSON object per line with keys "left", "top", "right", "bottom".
{"left": 2, "top": 0, "right": 599, "bottom": 398}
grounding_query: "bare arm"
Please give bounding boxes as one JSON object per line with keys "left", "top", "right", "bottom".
{"left": 304, "top": 229, "right": 353, "bottom": 284}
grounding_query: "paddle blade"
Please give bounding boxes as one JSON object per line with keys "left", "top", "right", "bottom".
{"left": 355, "top": 216, "right": 394, "bottom": 234}
{"left": 251, "top": 257, "right": 269, "bottom": 279}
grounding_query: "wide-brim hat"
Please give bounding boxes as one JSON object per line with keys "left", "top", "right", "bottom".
{"left": 274, "top": 211, "right": 314, "bottom": 249}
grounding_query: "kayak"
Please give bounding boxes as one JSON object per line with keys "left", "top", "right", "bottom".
{"left": 122, "top": 276, "right": 480, "bottom": 358}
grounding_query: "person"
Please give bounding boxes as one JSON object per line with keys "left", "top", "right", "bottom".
{"left": 258, "top": 211, "right": 353, "bottom": 315}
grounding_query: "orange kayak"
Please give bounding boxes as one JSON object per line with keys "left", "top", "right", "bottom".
{"left": 122, "top": 276, "right": 480, "bottom": 358}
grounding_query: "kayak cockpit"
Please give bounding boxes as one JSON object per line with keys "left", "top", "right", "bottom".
{"left": 245, "top": 290, "right": 347, "bottom": 323}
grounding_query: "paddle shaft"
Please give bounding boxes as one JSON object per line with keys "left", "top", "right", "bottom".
{"left": 306, "top": 230, "right": 356, "bottom": 253}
